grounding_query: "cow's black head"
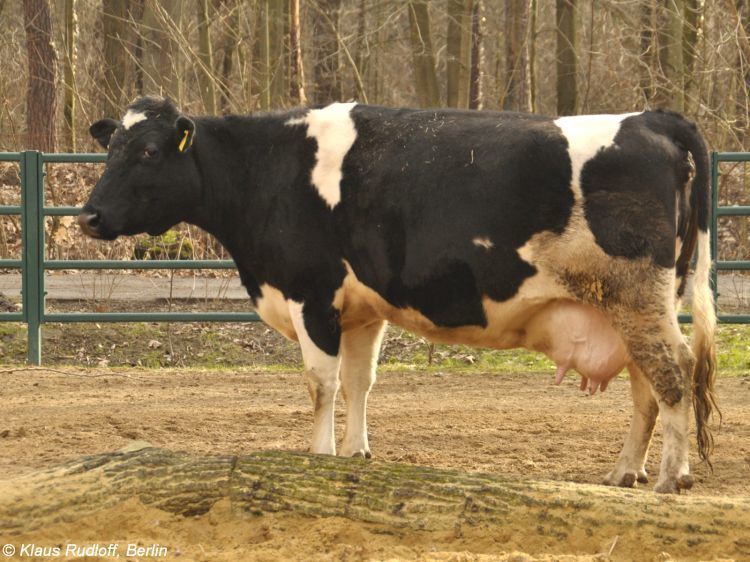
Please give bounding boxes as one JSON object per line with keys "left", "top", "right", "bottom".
{"left": 79, "top": 96, "right": 201, "bottom": 240}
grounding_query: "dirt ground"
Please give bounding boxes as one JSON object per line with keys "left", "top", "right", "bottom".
{"left": 2, "top": 368, "right": 750, "bottom": 561}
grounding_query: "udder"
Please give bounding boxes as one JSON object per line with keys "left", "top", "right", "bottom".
{"left": 524, "top": 300, "right": 629, "bottom": 394}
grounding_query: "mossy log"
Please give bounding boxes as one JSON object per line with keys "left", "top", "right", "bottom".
{"left": 2, "top": 446, "right": 749, "bottom": 559}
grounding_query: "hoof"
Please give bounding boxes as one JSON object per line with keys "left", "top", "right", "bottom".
{"left": 603, "top": 470, "right": 637, "bottom": 488}
{"left": 654, "top": 473, "right": 694, "bottom": 494}
{"left": 340, "top": 448, "right": 371, "bottom": 459}
{"left": 636, "top": 469, "right": 649, "bottom": 484}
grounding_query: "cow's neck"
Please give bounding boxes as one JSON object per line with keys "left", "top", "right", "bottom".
{"left": 184, "top": 114, "right": 292, "bottom": 294}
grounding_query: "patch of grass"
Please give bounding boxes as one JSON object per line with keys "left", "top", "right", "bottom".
{"left": 713, "top": 324, "right": 750, "bottom": 374}
{"left": 0, "top": 316, "right": 748, "bottom": 377}
{"left": 0, "top": 323, "right": 27, "bottom": 362}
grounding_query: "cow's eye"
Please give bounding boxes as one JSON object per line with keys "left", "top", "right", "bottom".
{"left": 143, "top": 146, "right": 159, "bottom": 159}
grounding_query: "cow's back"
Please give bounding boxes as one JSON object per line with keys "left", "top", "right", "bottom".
{"left": 337, "top": 107, "right": 578, "bottom": 332}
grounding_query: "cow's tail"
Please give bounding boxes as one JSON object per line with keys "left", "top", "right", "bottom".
{"left": 665, "top": 111, "right": 719, "bottom": 467}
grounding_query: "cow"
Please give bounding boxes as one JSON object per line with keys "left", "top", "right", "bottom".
{"left": 79, "top": 96, "right": 718, "bottom": 494}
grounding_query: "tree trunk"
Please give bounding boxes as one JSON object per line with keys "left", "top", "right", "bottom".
{"left": 218, "top": 0, "right": 240, "bottom": 114}
{"left": 268, "top": 0, "right": 285, "bottom": 105}
{"left": 556, "top": 0, "right": 577, "bottom": 115}
{"left": 130, "top": 0, "right": 144, "bottom": 96}
{"left": 655, "top": 0, "right": 685, "bottom": 110}
{"left": 140, "top": 0, "right": 183, "bottom": 101}
{"left": 102, "top": 0, "right": 130, "bottom": 118}
{"left": 62, "top": 0, "right": 77, "bottom": 151}
{"left": 446, "top": 0, "right": 473, "bottom": 108}
{"left": 682, "top": 0, "right": 701, "bottom": 111}
{"left": 528, "top": 0, "right": 537, "bottom": 112}
{"left": 639, "top": 0, "right": 656, "bottom": 103}
{"left": 2, "top": 446, "right": 750, "bottom": 561}
{"left": 23, "top": 0, "right": 57, "bottom": 152}
{"left": 407, "top": 0, "right": 440, "bottom": 107}
{"left": 288, "top": 0, "right": 306, "bottom": 105}
{"left": 468, "top": 0, "right": 483, "bottom": 110}
{"left": 312, "top": 0, "right": 342, "bottom": 104}
{"left": 195, "top": 0, "right": 216, "bottom": 114}
{"left": 503, "top": 0, "right": 530, "bottom": 111}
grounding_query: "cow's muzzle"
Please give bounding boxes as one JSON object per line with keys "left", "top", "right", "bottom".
{"left": 77, "top": 211, "right": 102, "bottom": 238}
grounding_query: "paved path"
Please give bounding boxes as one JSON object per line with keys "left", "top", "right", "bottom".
{"left": 0, "top": 272, "right": 248, "bottom": 301}
{"left": 0, "top": 272, "right": 748, "bottom": 308}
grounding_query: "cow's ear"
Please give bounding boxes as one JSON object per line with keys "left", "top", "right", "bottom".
{"left": 89, "top": 118, "right": 119, "bottom": 149}
{"left": 175, "top": 116, "right": 195, "bottom": 153}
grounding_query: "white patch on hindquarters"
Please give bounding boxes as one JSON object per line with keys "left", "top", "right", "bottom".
{"left": 122, "top": 110, "right": 148, "bottom": 130}
{"left": 286, "top": 102, "right": 358, "bottom": 209}
{"left": 554, "top": 113, "right": 640, "bottom": 200}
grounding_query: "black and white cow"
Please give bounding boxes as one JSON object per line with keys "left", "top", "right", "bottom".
{"left": 80, "top": 96, "right": 718, "bottom": 494}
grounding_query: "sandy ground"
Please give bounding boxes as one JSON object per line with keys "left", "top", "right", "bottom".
{"left": 2, "top": 368, "right": 750, "bottom": 561}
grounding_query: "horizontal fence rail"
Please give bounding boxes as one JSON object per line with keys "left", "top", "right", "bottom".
{"left": 711, "top": 152, "right": 750, "bottom": 324}
{"left": 0, "top": 150, "right": 259, "bottom": 364}
{"left": 0, "top": 150, "right": 748, "bottom": 364}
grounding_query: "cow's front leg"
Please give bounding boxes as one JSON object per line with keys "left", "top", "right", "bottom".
{"left": 289, "top": 300, "right": 342, "bottom": 455}
{"left": 603, "top": 362, "right": 658, "bottom": 487}
{"left": 339, "top": 321, "right": 387, "bottom": 458}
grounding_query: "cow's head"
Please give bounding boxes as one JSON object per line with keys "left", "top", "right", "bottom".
{"left": 79, "top": 96, "right": 200, "bottom": 240}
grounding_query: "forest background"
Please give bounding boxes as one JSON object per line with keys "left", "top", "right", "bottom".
{"left": 1, "top": 0, "right": 748, "bottom": 268}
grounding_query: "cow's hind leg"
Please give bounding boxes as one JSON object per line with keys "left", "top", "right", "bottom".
{"left": 614, "top": 311, "right": 695, "bottom": 494}
{"left": 339, "top": 321, "right": 387, "bottom": 458}
{"left": 289, "top": 301, "right": 342, "bottom": 455}
{"left": 603, "top": 362, "right": 657, "bottom": 487}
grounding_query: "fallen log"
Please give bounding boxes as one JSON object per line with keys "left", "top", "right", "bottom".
{"left": 1, "top": 444, "right": 748, "bottom": 560}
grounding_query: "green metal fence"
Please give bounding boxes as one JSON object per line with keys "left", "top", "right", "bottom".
{"left": 0, "top": 150, "right": 748, "bottom": 365}
{"left": 710, "top": 152, "right": 750, "bottom": 324}
{"left": 0, "top": 151, "right": 258, "bottom": 365}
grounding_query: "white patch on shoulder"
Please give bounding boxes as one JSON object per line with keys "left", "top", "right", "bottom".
{"left": 122, "top": 110, "right": 148, "bottom": 130}
{"left": 473, "top": 236, "right": 494, "bottom": 250}
{"left": 554, "top": 113, "right": 641, "bottom": 199}
{"left": 287, "top": 102, "right": 358, "bottom": 209}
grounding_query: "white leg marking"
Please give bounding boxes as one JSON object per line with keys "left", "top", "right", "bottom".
{"left": 553, "top": 113, "right": 641, "bottom": 200}
{"left": 603, "top": 363, "right": 657, "bottom": 487}
{"left": 288, "top": 301, "right": 341, "bottom": 455}
{"left": 654, "top": 388, "right": 692, "bottom": 493}
{"left": 286, "top": 102, "right": 358, "bottom": 209}
{"left": 122, "top": 110, "right": 147, "bottom": 130}
{"left": 339, "top": 321, "right": 386, "bottom": 458}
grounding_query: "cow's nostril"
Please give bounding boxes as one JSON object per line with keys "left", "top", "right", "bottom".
{"left": 77, "top": 212, "right": 101, "bottom": 236}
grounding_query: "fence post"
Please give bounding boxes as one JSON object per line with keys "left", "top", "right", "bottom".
{"left": 21, "top": 151, "right": 44, "bottom": 365}
{"left": 710, "top": 151, "right": 719, "bottom": 308}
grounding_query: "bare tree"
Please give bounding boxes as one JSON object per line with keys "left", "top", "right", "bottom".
{"left": 312, "top": 0, "right": 343, "bottom": 104}
{"left": 447, "top": 0, "right": 473, "bottom": 108}
{"left": 504, "top": 0, "right": 531, "bottom": 111}
{"left": 23, "top": 0, "right": 56, "bottom": 151}
{"left": 62, "top": 0, "right": 77, "bottom": 151}
{"left": 639, "top": 0, "right": 656, "bottom": 103}
{"left": 289, "top": 0, "right": 306, "bottom": 105}
{"left": 556, "top": 0, "right": 577, "bottom": 115}
{"left": 468, "top": 0, "right": 484, "bottom": 109}
{"left": 139, "top": 0, "right": 183, "bottom": 101}
{"left": 102, "top": 0, "right": 130, "bottom": 118}
{"left": 408, "top": 0, "right": 440, "bottom": 107}
{"left": 196, "top": 0, "right": 217, "bottom": 114}
{"left": 656, "top": 0, "right": 685, "bottom": 110}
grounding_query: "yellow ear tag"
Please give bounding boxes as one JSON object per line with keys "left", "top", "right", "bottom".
{"left": 178, "top": 129, "right": 190, "bottom": 152}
